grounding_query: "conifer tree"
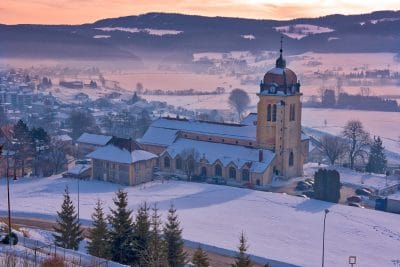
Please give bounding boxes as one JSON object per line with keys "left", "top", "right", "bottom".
{"left": 108, "top": 189, "right": 136, "bottom": 264}
{"left": 134, "top": 202, "right": 151, "bottom": 266}
{"left": 53, "top": 186, "right": 83, "bottom": 250}
{"left": 164, "top": 205, "right": 187, "bottom": 267}
{"left": 87, "top": 199, "right": 110, "bottom": 259}
{"left": 142, "top": 203, "right": 168, "bottom": 267}
{"left": 366, "top": 136, "right": 387, "bottom": 174}
{"left": 231, "top": 232, "right": 252, "bottom": 267}
{"left": 192, "top": 246, "right": 209, "bottom": 267}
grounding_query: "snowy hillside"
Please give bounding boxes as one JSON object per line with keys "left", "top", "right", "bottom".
{"left": 274, "top": 24, "right": 334, "bottom": 39}
{"left": 1, "top": 176, "right": 399, "bottom": 267}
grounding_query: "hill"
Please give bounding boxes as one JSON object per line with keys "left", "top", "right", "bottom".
{"left": 1, "top": 11, "right": 400, "bottom": 59}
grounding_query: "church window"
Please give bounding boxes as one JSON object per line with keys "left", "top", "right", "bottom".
{"left": 289, "top": 151, "right": 294, "bottom": 166}
{"left": 272, "top": 104, "right": 277, "bottom": 122}
{"left": 267, "top": 104, "right": 272, "bottom": 121}
{"left": 242, "top": 169, "right": 250, "bottom": 181}
{"left": 201, "top": 166, "right": 207, "bottom": 177}
{"left": 164, "top": 156, "right": 170, "bottom": 168}
{"left": 290, "top": 104, "right": 296, "bottom": 121}
{"left": 176, "top": 157, "right": 182, "bottom": 170}
{"left": 215, "top": 164, "right": 222, "bottom": 177}
{"left": 256, "top": 179, "right": 261, "bottom": 186}
{"left": 229, "top": 167, "right": 236, "bottom": 179}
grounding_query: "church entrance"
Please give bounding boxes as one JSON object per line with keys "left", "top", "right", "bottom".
{"left": 201, "top": 166, "right": 207, "bottom": 177}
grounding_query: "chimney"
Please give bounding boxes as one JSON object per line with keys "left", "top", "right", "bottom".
{"left": 259, "top": 150, "right": 263, "bottom": 162}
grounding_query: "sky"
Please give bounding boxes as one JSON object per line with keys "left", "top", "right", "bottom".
{"left": 1, "top": 0, "right": 399, "bottom": 25}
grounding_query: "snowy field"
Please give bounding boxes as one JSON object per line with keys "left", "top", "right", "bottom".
{"left": 1, "top": 176, "right": 399, "bottom": 267}
{"left": 302, "top": 108, "right": 400, "bottom": 157}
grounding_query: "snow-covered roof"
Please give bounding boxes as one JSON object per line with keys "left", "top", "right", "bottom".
{"left": 139, "top": 127, "right": 179, "bottom": 146}
{"left": 54, "top": 134, "right": 72, "bottom": 142}
{"left": 76, "top": 133, "right": 112, "bottom": 146}
{"left": 87, "top": 144, "right": 157, "bottom": 164}
{"left": 67, "top": 164, "right": 91, "bottom": 175}
{"left": 241, "top": 113, "right": 257, "bottom": 126}
{"left": 141, "top": 118, "right": 257, "bottom": 145}
{"left": 162, "top": 138, "right": 275, "bottom": 173}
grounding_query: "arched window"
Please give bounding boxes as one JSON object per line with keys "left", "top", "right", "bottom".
{"left": 267, "top": 104, "right": 272, "bottom": 121}
{"left": 215, "top": 164, "right": 222, "bottom": 177}
{"left": 164, "top": 156, "right": 170, "bottom": 168}
{"left": 176, "top": 157, "right": 182, "bottom": 170}
{"left": 272, "top": 104, "right": 277, "bottom": 122}
{"left": 229, "top": 167, "right": 236, "bottom": 179}
{"left": 201, "top": 166, "right": 207, "bottom": 177}
{"left": 289, "top": 151, "right": 294, "bottom": 166}
{"left": 290, "top": 104, "right": 296, "bottom": 121}
{"left": 242, "top": 169, "right": 250, "bottom": 181}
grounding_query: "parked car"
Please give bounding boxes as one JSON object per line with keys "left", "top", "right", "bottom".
{"left": 347, "top": 195, "right": 362, "bottom": 203}
{"left": 295, "top": 194, "right": 310, "bottom": 199}
{"left": 348, "top": 202, "right": 364, "bottom": 208}
{"left": 303, "top": 190, "right": 315, "bottom": 198}
{"left": 305, "top": 178, "right": 314, "bottom": 185}
{"left": 355, "top": 188, "right": 371, "bottom": 197}
{"left": 296, "top": 181, "right": 312, "bottom": 191}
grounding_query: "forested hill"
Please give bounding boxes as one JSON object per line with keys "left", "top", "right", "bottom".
{"left": 1, "top": 10, "right": 400, "bottom": 59}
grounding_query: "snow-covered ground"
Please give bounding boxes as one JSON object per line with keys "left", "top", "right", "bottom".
{"left": 274, "top": 24, "right": 334, "bottom": 39}
{"left": 1, "top": 176, "right": 399, "bottom": 267}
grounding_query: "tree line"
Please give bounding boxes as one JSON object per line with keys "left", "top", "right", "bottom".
{"left": 53, "top": 187, "right": 263, "bottom": 267}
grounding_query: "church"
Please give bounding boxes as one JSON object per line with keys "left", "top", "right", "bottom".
{"left": 139, "top": 46, "right": 309, "bottom": 187}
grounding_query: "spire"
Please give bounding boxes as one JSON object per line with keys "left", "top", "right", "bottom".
{"left": 275, "top": 36, "right": 286, "bottom": 69}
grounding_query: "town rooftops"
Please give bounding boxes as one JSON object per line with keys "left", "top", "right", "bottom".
{"left": 76, "top": 133, "right": 112, "bottom": 146}
{"left": 162, "top": 138, "right": 275, "bottom": 173}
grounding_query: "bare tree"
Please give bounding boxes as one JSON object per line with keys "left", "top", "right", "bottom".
{"left": 228, "top": 89, "right": 250, "bottom": 121}
{"left": 319, "top": 135, "right": 346, "bottom": 165}
{"left": 180, "top": 148, "right": 200, "bottom": 182}
{"left": 342, "top": 120, "right": 370, "bottom": 169}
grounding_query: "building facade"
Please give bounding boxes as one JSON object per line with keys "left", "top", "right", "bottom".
{"left": 139, "top": 46, "right": 308, "bottom": 187}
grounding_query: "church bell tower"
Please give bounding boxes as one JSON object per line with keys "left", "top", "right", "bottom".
{"left": 256, "top": 37, "right": 303, "bottom": 178}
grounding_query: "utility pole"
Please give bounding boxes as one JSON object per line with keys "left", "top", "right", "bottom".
{"left": 5, "top": 149, "right": 13, "bottom": 246}
{"left": 322, "top": 209, "right": 329, "bottom": 267}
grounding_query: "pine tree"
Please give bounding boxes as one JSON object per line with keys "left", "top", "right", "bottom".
{"left": 108, "top": 189, "right": 136, "bottom": 264}
{"left": 164, "top": 205, "right": 187, "bottom": 267}
{"left": 134, "top": 202, "right": 151, "bottom": 266}
{"left": 366, "top": 136, "right": 387, "bottom": 174}
{"left": 142, "top": 203, "right": 168, "bottom": 267}
{"left": 192, "top": 246, "right": 209, "bottom": 267}
{"left": 231, "top": 232, "right": 252, "bottom": 267}
{"left": 53, "top": 186, "right": 83, "bottom": 250}
{"left": 87, "top": 199, "right": 110, "bottom": 259}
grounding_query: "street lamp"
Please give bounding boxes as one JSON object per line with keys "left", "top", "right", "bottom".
{"left": 322, "top": 209, "right": 329, "bottom": 267}
{"left": 3, "top": 149, "right": 15, "bottom": 246}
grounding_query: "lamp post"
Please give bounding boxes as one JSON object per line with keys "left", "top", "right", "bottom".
{"left": 4, "top": 149, "right": 15, "bottom": 246}
{"left": 322, "top": 209, "right": 329, "bottom": 267}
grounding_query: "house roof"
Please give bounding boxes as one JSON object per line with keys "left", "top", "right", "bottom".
{"left": 76, "top": 133, "right": 112, "bottom": 146}
{"left": 162, "top": 138, "right": 275, "bottom": 173}
{"left": 87, "top": 144, "right": 157, "bottom": 164}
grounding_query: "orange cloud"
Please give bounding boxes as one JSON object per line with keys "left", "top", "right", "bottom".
{"left": 0, "top": 0, "right": 399, "bottom": 25}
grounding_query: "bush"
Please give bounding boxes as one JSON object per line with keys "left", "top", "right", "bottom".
{"left": 41, "top": 256, "right": 66, "bottom": 267}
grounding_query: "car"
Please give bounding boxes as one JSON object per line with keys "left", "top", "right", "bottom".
{"left": 303, "top": 190, "right": 315, "bottom": 198}
{"left": 355, "top": 188, "right": 371, "bottom": 197}
{"left": 348, "top": 202, "right": 364, "bottom": 208}
{"left": 305, "top": 178, "right": 314, "bottom": 184}
{"left": 296, "top": 181, "right": 312, "bottom": 191}
{"left": 295, "top": 194, "right": 310, "bottom": 199}
{"left": 347, "top": 195, "right": 362, "bottom": 203}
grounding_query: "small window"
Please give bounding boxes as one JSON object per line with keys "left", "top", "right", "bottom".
{"left": 289, "top": 151, "right": 294, "bottom": 167}
{"left": 229, "top": 167, "right": 236, "bottom": 179}
{"left": 249, "top": 142, "right": 252, "bottom": 146}
{"left": 272, "top": 104, "right": 277, "bottom": 122}
{"left": 222, "top": 139, "right": 225, "bottom": 143}
{"left": 209, "top": 137, "right": 212, "bottom": 141}
{"left": 267, "top": 104, "right": 272, "bottom": 121}
{"left": 184, "top": 134, "right": 188, "bottom": 138}
{"left": 215, "top": 164, "right": 222, "bottom": 177}
{"left": 242, "top": 169, "right": 250, "bottom": 181}
{"left": 164, "top": 156, "right": 170, "bottom": 168}
{"left": 176, "top": 157, "right": 182, "bottom": 170}
{"left": 235, "top": 141, "right": 239, "bottom": 144}
{"left": 196, "top": 136, "right": 199, "bottom": 140}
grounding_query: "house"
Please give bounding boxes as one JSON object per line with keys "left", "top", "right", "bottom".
{"left": 87, "top": 137, "right": 157, "bottom": 185}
